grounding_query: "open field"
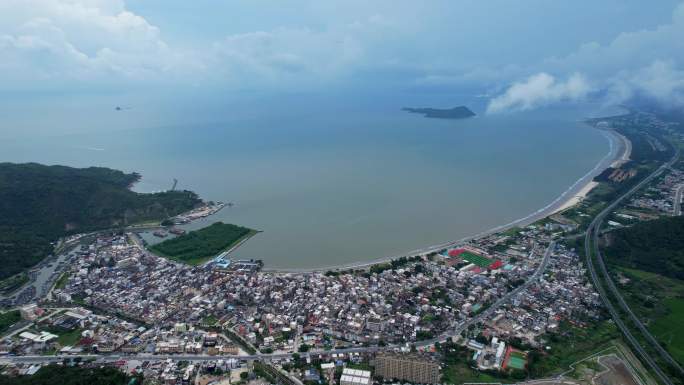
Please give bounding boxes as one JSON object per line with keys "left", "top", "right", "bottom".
{"left": 595, "top": 355, "right": 639, "bottom": 385}
{"left": 527, "top": 320, "right": 620, "bottom": 378}
{"left": 441, "top": 362, "right": 500, "bottom": 385}
{"left": 460, "top": 251, "right": 492, "bottom": 268}
{"left": 0, "top": 310, "right": 21, "bottom": 334}
{"left": 56, "top": 328, "right": 84, "bottom": 347}
{"left": 649, "top": 298, "right": 684, "bottom": 364}
{"left": 54, "top": 272, "right": 69, "bottom": 290}
{"left": 613, "top": 267, "right": 684, "bottom": 365}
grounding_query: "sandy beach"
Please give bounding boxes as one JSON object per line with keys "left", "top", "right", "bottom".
{"left": 551, "top": 128, "right": 631, "bottom": 214}
{"left": 551, "top": 181, "right": 599, "bottom": 214}
{"left": 266, "top": 125, "right": 633, "bottom": 274}
{"left": 611, "top": 129, "right": 632, "bottom": 167}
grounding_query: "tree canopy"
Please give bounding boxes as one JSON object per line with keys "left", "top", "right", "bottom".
{"left": 150, "top": 221, "right": 253, "bottom": 264}
{"left": 0, "top": 162, "right": 201, "bottom": 278}
{"left": 0, "top": 365, "right": 140, "bottom": 385}
{"left": 604, "top": 215, "right": 684, "bottom": 280}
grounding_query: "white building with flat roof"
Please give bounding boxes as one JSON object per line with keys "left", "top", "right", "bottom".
{"left": 340, "top": 368, "right": 371, "bottom": 385}
{"left": 19, "top": 331, "right": 58, "bottom": 344}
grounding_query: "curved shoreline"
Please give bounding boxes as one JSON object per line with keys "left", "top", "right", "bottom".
{"left": 264, "top": 126, "right": 629, "bottom": 274}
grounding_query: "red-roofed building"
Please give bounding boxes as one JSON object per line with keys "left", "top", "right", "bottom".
{"left": 448, "top": 249, "right": 466, "bottom": 257}
{"left": 488, "top": 260, "right": 503, "bottom": 270}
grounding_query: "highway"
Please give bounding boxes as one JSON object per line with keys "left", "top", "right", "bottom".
{"left": 418, "top": 241, "right": 555, "bottom": 347}
{"left": 585, "top": 148, "right": 682, "bottom": 385}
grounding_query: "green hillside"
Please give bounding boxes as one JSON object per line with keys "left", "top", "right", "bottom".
{"left": 0, "top": 162, "right": 201, "bottom": 279}
{"left": 604, "top": 215, "right": 684, "bottom": 280}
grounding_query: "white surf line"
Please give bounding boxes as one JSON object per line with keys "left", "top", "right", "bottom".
{"left": 268, "top": 126, "right": 624, "bottom": 273}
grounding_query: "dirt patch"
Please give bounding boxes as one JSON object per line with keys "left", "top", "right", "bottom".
{"left": 595, "top": 356, "right": 639, "bottom": 385}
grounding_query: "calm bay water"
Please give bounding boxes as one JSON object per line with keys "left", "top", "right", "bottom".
{"left": 0, "top": 94, "right": 612, "bottom": 269}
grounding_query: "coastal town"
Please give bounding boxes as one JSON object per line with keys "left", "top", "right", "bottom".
{"left": 5, "top": 1, "right": 684, "bottom": 384}
{"left": 0, "top": 208, "right": 606, "bottom": 384}
{"left": 2, "top": 111, "right": 682, "bottom": 385}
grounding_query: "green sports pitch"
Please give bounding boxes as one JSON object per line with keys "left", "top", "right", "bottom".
{"left": 460, "top": 251, "right": 492, "bottom": 268}
{"left": 506, "top": 350, "right": 527, "bottom": 370}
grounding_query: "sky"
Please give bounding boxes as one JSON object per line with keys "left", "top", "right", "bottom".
{"left": 1, "top": 0, "right": 683, "bottom": 116}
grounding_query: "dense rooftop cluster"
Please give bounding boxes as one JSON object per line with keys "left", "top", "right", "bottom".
{"left": 627, "top": 168, "right": 684, "bottom": 216}
{"left": 55, "top": 229, "right": 551, "bottom": 351}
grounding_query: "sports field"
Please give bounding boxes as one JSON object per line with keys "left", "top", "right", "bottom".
{"left": 506, "top": 350, "right": 527, "bottom": 370}
{"left": 460, "top": 251, "right": 492, "bottom": 268}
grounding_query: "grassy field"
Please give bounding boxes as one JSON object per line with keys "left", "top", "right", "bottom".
{"left": 150, "top": 222, "right": 256, "bottom": 265}
{"left": 54, "top": 328, "right": 84, "bottom": 347}
{"left": 460, "top": 251, "right": 492, "bottom": 268}
{"left": 0, "top": 310, "right": 21, "bottom": 335}
{"left": 54, "top": 272, "right": 69, "bottom": 290}
{"left": 650, "top": 298, "right": 684, "bottom": 364}
{"left": 441, "top": 362, "right": 500, "bottom": 384}
{"left": 614, "top": 267, "right": 684, "bottom": 365}
{"left": 527, "top": 320, "right": 620, "bottom": 378}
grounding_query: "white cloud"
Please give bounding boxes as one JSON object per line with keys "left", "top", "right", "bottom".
{"left": 209, "top": 27, "right": 365, "bottom": 87}
{"left": 1, "top": 0, "right": 682, "bottom": 100}
{"left": 0, "top": 0, "right": 187, "bottom": 84}
{"left": 545, "top": 2, "right": 684, "bottom": 79}
{"left": 486, "top": 73, "right": 591, "bottom": 114}
{"left": 0, "top": 1, "right": 393, "bottom": 88}
{"left": 485, "top": 2, "right": 684, "bottom": 112}
{"left": 605, "top": 60, "right": 684, "bottom": 107}
{"left": 540, "top": 2, "right": 684, "bottom": 108}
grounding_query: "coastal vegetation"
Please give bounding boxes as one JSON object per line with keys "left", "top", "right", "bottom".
{"left": 0, "top": 162, "right": 201, "bottom": 279}
{"left": 150, "top": 221, "right": 256, "bottom": 265}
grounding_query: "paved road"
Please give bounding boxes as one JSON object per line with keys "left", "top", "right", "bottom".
{"left": 415, "top": 241, "right": 555, "bottom": 347}
{"left": 585, "top": 148, "right": 682, "bottom": 385}
{"left": 1, "top": 346, "right": 381, "bottom": 365}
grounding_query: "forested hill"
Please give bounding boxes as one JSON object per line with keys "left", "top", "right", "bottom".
{"left": 604, "top": 215, "right": 684, "bottom": 280}
{"left": 0, "top": 162, "right": 201, "bottom": 279}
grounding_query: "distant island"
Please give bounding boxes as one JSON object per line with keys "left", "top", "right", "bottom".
{"left": 402, "top": 106, "right": 476, "bottom": 119}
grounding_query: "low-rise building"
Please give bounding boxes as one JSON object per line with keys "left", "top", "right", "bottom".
{"left": 374, "top": 353, "right": 440, "bottom": 384}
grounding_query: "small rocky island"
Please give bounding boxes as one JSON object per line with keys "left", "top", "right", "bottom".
{"left": 403, "top": 106, "right": 476, "bottom": 119}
